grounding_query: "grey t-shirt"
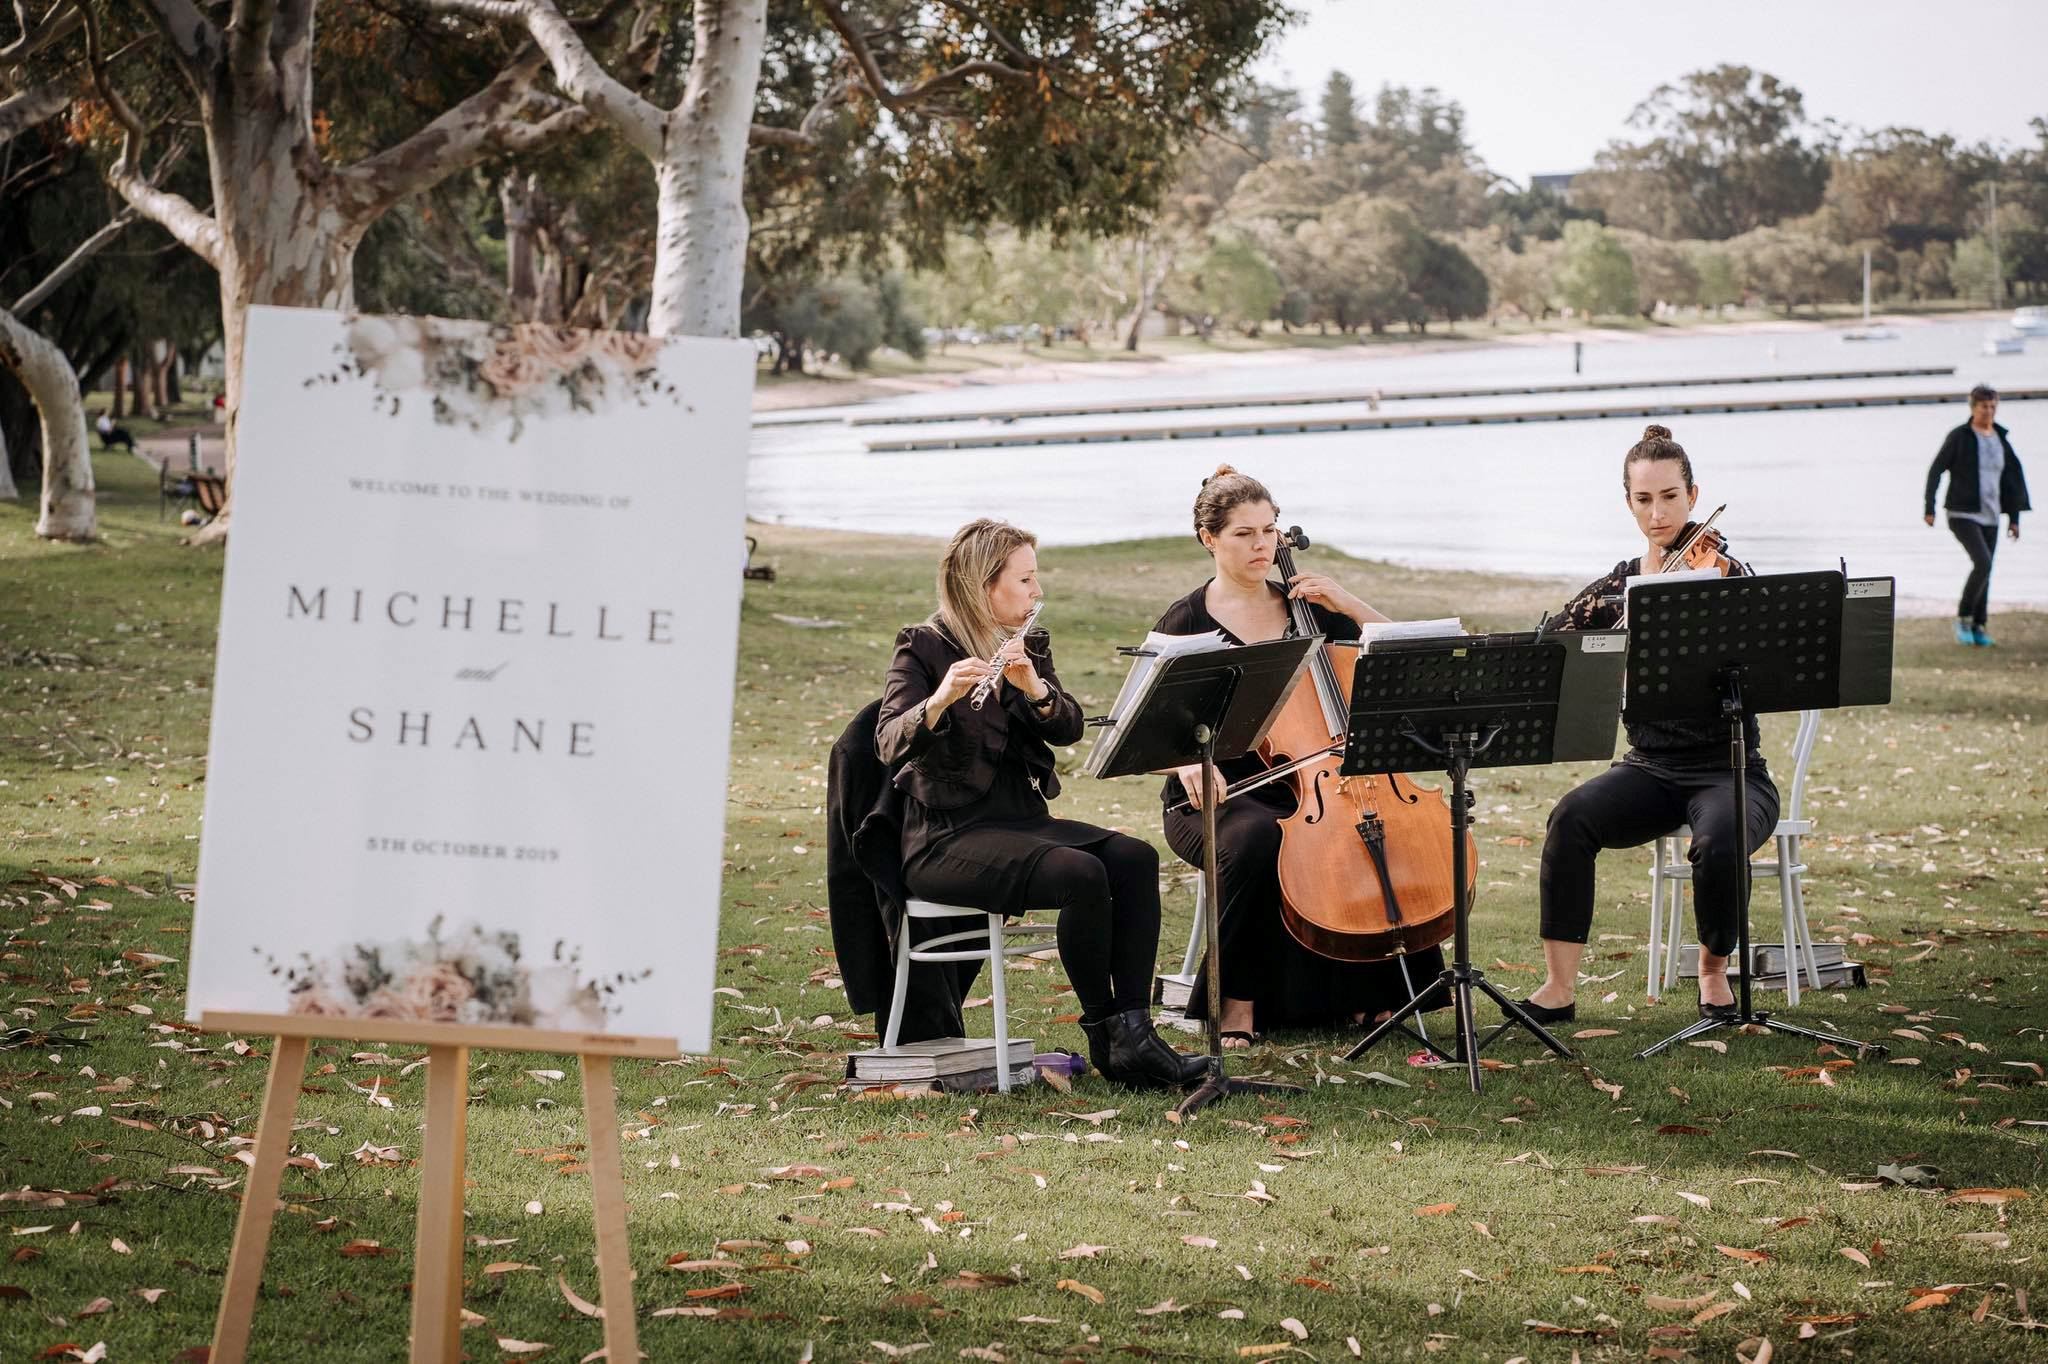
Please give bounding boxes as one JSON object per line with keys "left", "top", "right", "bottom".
{"left": 1954, "top": 428, "right": 2004, "bottom": 526}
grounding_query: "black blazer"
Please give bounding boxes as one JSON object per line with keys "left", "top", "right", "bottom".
{"left": 875, "top": 621, "right": 1085, "bottom": 811}
{"left": 826, "top": 698, "right": 978, "bottom": 1042}
{"left": 1926, "top": 422, "right": 2030, "bottom": 523}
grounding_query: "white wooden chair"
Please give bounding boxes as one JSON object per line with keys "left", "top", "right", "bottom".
{"left": 1645, "top": 708, "right": 1826, "bottom": 1005}
{"left": 882, "top": 899, "right": 1059, "bottom": 1092}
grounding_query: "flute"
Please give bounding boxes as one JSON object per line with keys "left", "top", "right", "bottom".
{"left": 968, "top": 601, "right": 1044, "bottom": 710}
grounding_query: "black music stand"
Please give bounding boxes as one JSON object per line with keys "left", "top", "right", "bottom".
{"left": 1088, "top": 635, "right": 1318, "bottom": 1118}
{"left": 1338, "top": 630, "right": 1627, "bottom": 1093}
{"left": 1626, "top": 571, "right": 1888, "bottom": 1060}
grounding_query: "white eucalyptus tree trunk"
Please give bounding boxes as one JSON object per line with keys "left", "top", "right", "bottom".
{"left": 649, "top": 0, "right": 766, "bottom": 337}
{"left": 0, "top": 308, "right": 97, "bottom": 539}
{"left": 490, "top": 0, "right": 767, "bottom": 338}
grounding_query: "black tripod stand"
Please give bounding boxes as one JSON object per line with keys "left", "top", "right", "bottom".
{"left": 1085, "top": 636, "right": 1318, "bottom": 1116}
{"left": 1342, "top": 722, "right": 1573, "bottom": 1093}
{"left": 1626, "top": 571, "right": 1887, "bottom": 1061}
{"left": 1634, "top": 671, "right": 1886, "bottom": 1059}
{"left": 1336, "top": 628, "right": 1627, "bottom": 1094}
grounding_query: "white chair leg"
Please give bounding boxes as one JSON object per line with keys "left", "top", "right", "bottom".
{"left": 1777, "top": 837, "right": 1801, "bottom": 1008}
{"left": 1179, "top": 878, "right": 1207, "bottom": 979}
{"left": 1790, "top": 839, "right": 1823, "bottom": 992}
{"left": 1646, "top": 840, "right": 1666, "bottom": 1000}
{"left": 883, "top": 914, "right": 915, "bottom": 1053}
{"left": 987, "top": 913, "right": 1012, "bottom": 1093}
{"left": 1662, "top": 848, "right": 1687, "bottom": 996}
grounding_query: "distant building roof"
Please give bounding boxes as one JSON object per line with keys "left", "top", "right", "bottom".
{"left": 1530, "top": 171, "right": 1583, "bottom": 196}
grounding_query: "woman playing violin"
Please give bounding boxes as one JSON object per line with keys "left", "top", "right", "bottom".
{"left": 1154, "top": 467, "right": 1447, "bottom": 1047}
{"left": 1520, "top": 425, "right": 1778, "bottom": 1025}
{"left": 878, "top": 518, "right": 1204, "bottom": 1089}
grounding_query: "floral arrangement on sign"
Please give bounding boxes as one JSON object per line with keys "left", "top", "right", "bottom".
{"left": 259, "top": 916, "right": 649, "bottom": 1030}
{"left": 308, "top": 314, "right": 684, "bottom": 439}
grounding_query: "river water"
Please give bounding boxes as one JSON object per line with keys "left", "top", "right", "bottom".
{"left": 749, "top": 316, "right": 2046, "bottom": 614}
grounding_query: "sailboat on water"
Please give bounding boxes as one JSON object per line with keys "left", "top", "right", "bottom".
{"left": 1842, "top": 250, "right": 1897, "bottom": 342}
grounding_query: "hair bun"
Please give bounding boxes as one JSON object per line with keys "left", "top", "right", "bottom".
{"left": 1641, "top": 423, "right": 1674, "bottom": 442}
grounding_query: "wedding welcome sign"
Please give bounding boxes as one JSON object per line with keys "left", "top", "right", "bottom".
{"left": 187, "top": 306, "right": 751, "bottom": 1053}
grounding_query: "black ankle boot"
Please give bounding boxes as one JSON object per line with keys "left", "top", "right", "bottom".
{"left": 1098, "top": 1008, "right": 1207, "bottom": 1090}
{"left": 1078, "top": 1015, "right": 1116, "bottom": 1080}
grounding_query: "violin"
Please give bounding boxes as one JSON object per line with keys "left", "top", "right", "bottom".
{"left": 1264, "top": 528, "right": 1472, "bottom": 963}
{"left": 1657, "top": 504, "right": 1734, "bottom": 577}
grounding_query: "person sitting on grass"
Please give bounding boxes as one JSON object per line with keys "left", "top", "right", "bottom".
{"left": 94, "top": 411, "right": 136, "bottom": 452}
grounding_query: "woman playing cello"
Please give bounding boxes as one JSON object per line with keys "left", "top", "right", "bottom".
{"left": 1155, "top": 467, "right": 1448, "bottom": 1047}
{"left": 877, "top": 518, "right": 1205, "bottom": 1089}
{"left": 1520, "top": 425, "right": 1777, "bottom": 1024}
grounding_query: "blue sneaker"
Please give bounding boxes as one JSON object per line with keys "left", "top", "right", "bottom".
{"left": 1955, "top": 619, "right": 1977, "bottom": 645}
{"left": 1973, "top": 626, "right": 1996, "bottom": 647}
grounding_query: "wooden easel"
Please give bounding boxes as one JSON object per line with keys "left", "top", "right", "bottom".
{"left": 199, "top": 1013, "right": 674, "bottom": 1364}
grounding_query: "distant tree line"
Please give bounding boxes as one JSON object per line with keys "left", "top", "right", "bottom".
{"left": 862, "top": 64, "right": 2048, "bottom": 364}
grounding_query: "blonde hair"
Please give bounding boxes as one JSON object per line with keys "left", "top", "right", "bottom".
{"left": 932, "top": 518, "right": 1037, "bottom": 661}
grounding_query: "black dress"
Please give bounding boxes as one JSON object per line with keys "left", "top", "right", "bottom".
{"left": 1155, "top": 582, "right": 1446, "bottom": 1030}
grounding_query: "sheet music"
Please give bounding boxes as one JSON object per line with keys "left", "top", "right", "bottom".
{"left": 1082, "top": 631, "right": 1225, "bottom": 777}
{"left": 1357, "top": 617, "right": 1465, "bottom": 651}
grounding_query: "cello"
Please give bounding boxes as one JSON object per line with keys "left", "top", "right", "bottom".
{"left": 1264, "top": 528, "right": 1472, "bottom": 962}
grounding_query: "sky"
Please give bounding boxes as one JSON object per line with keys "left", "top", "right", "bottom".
{"left": 1260, "top": 0, "right": 2048, "bottom": 185}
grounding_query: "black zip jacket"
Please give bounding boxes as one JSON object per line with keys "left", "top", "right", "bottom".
{"left": 1925, "top": 421, "right": 2029, "bottom": 524}
{"left": 875, "top": 621, "right": 1085, "bottom": 811}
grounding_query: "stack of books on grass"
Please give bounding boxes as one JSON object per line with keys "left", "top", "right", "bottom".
{"left": 845, "top": 1037, "right": 1038, "bottom": 1092}
{"left": 1678, "top": 942, "right": 1866, "bottom": 991}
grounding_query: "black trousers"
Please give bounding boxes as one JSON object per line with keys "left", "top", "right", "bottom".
{"left": 1539, "top": 762, "right": 1778, "bottom": 958}
{"left": 1948, "top": 517, "right": 1999, "bottom": 626}
{"left": 906, "top": 832, "right": 1160, "bottom": 1018}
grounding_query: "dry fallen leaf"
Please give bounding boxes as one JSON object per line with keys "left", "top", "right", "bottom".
{"left": 496, "top": 1340, "right": 550, "bottom": 1356}
{"left": 1182, "top": 1235, "right": 1219, "bottom": 1250}
{"left": 1057, "top": 1279, "right": 1104, "bottom": 1306}
{"left": 1058, "top": 1243, "right": 1109, "bottom": 1260}
{"left": 1839, "top": 1247, "right": 1871, "bottom": 1268}
{"left": 1280, "top": 1318, "right": 1308, "bottom": 1340}
{"left": 1715, "top": 1246, "right": 1770, "bottom": 1265}
{"left": 1902, "top": 1292, "right": 1951, "bottom": 1313}
{"left": 1676, "top": 1191, "right": 1711, "bottom": 1209}
{"left": 557, "top": 1272, "right": 603, "bottom": 1318}
{"left": 1643, "top": 1292, "right": 1717, "bottom": 1312}
{"left": 1693, "top": 1301, "right": 1742, "bottom": 1325}
{"left": 1413, "top": 1202, "right": 1457, "bottom": 1216}
{"left": 1945, "top": 1188, "right": 2028, "bottom": 1207}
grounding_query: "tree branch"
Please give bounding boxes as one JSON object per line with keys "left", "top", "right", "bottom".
{"left": 812, "top": 0, "right": 1036, "bottom": 112}
{"left": 417, "top": 0, "right": 664, "bottom": 158}
{"left": 124, "top": 0, "right": 223, "bottom": 87}
{"left": 0, "top": 78, "right": 67, "bottom": 145}
{"left": 227, "top": 0, "right": 277, "bottom": 92}
{"left": 2, "top": 0, "right": 79, "bottom": 64}
{"left": 79, "top": 6, "right": 223, "bottom": 269}
{"left": 10, "top": 209, "right": 135, "bottom": 315}
{"left": 340, "top": 48, "right": 593, "bottom": 224}
{"left": 749, "top": 121, "right": 812, "bottom": 150}
{"left": 935, "top": 0, "right": 1037, "bottom": 70}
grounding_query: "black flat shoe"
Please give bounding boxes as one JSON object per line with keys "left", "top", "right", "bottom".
{"left": 1514, "top": 997, "right": 1575, "bottom": 1025}
{"left": 1697, "top": 999, "right": 1740, "bottom": 1022}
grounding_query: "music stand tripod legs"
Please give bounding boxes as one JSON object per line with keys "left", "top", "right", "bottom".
{"left": 1342, "top": 725, "right": 1575, "bottom": 1095}
{"left": 1635, "top": 673, "right": 1886, "bottom": 1060}
{"left": 1176, "top": 711, "right": 1306, "bottom": 1119}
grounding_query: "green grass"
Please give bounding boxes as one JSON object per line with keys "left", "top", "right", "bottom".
{"left": 2, "top": 453, "right": 2044, "bottom": 1362}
